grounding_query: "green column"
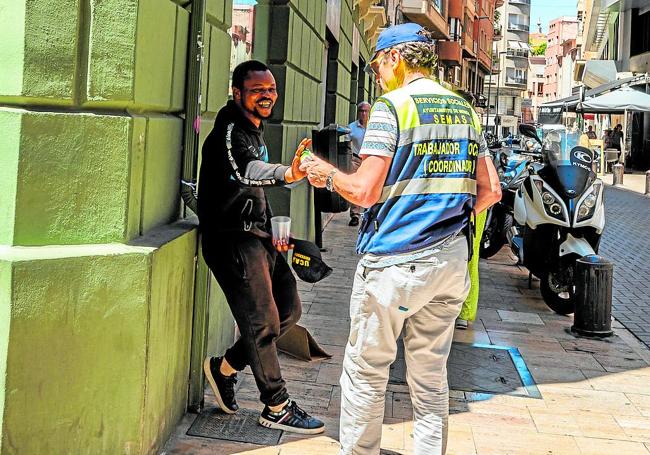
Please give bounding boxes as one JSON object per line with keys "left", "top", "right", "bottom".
{"left": 0, "top": 1, "right": 232, "bottom": 453}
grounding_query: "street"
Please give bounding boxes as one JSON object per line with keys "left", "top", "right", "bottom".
{"left": 163, "top": 212, "right": 650, "bottom": 455}
{"left": 600, "top": 186, "right": 650, "bottom": 348}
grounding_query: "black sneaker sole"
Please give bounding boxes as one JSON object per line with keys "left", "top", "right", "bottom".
{"left": 203, "top": 357, "right": 236, "bottom": 415}
{"left": 258, "top": 415, "right": 325, "bottom": 435}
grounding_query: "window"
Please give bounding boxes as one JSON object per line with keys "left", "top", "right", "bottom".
{"left": 449, "top": 17, "right": 462, "bottom": 41}
{"left": 612, "top": 15, "right": 619, "bottom": 60}
{"left": 631, "top": 8, "right": 650, "bottom": 56}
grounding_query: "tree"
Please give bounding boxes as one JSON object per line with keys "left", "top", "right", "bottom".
{"left": 531, "top": 41, "right": 547, "bottom": 56}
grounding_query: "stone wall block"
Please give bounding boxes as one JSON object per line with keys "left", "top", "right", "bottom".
{"left": 141, "top": 116, "right": 183, "bottom": 234}
{"left": 0, "top": 0, "right": 80, "bottom": 106}
{"left": 268, "top": 6, "right": 290, "bottom": 63}
{"left": 206, "top": 0, "right": 226, "bottom": 26}
{"left": 171, "top": 6, "right": 190, "bottom": 111}
{"left": 1, "top": 248, "right": 151, "bottom": 454}
{"left": 206, "top": 25, "right": 231, "bottom": 114}
{"left": 0, "top": 111, "right": 21, "bottom": 245}
{"left": 1, "top": 108, "right": 145, "bottom": 246}
{"left": 86, "top": 0, "right": 180, "bottom": 111}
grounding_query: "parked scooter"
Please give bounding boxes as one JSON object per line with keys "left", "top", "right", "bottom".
{"left": 480, "top": 143, "right": 541, "bottom": 258}
{"left": 510, "top": 124, "right": 605, "bottom": 314}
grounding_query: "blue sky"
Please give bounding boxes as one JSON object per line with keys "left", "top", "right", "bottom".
{"left": 529, "top": 0, "right": 579, "bottom": 33}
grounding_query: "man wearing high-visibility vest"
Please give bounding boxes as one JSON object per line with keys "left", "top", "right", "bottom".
{"left": 302, "top": 23, "right": 502, "bottom": 455}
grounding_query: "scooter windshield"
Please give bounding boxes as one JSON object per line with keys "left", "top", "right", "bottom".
{"left": 540, "top": 127, "right": 582, "bottom": 166}
{"left": 539, "top": 126, "right": 594, "bottom": 199}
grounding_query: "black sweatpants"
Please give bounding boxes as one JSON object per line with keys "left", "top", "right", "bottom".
{"left": 202, "top": 235, "right": 301, "bottom": 406}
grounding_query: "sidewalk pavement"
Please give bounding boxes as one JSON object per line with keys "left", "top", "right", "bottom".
{"left": 163, "top": 213, "right": 650, "bottom": 455}
{"left": 601, "top": 171, "right": 649, "bottom": 196}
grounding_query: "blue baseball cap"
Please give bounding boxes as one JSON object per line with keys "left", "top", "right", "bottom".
{"left": 365, "top": 23, "right": 433, "bottom": 74}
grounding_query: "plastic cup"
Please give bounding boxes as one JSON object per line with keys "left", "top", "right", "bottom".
{"left": 271, "top": 216, "right": 291, "bottom": 245}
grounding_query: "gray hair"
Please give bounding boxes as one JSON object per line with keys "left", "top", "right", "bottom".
{"left": 357, "top": 101, "right": 371, "bottom": 111}
{"left": 392, "top": 29, "right": 438, "bottom": 73}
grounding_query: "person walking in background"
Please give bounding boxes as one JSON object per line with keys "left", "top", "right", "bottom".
{"left": 602, "top": 128, "right": 612, "bottom": 148}
{"left": 455, "top": 210, "right": 488, "bottom": 330}
{"left": 302, "top": 24, "right": 501, "bottom": 455}
{"left": 198, "top": 60, "right": 324, "bottom": 435}
{"left": 586, "top": 125, "right": 597, "bottom": 140}
{"left": 347, "top": 101, "right": 371, "bottom": 226}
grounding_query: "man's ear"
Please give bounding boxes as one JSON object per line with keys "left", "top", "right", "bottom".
{"left": 389, "top": 49, "right": 401, "bottom": 70}
{"left": 232, "top": 87, "right": 241, "bottom": 103}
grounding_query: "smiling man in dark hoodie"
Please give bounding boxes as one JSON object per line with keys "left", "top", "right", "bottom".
{"left": 197, "top": 60, "right": 324, "bottom": 434}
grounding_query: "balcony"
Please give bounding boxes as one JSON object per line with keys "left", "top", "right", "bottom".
{"left": 401, "top": 0, "right": 450, "bottom": 39}
{"left": 506, "top": 75, "right": 528, "bottom": 86}
{"left": 507, "top": 23, "right": 530, "bottom": 32}
{"left": 493, "top": 24, "right": 503, "bottom": 41}
{"left": 506, "top": 49, "right": 529, "bottom": 59}
{"left": 462, "top": 31, "right": 475, "bottom": 57}
{"left": 438, "top": 40, "right": 463, "bottom": 66}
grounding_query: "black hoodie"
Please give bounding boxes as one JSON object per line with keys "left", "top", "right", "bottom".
{"left": 198, "top": 100, "right": 290, "bottom": 240}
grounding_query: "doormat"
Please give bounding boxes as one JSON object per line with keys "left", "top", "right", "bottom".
{"left": 187, "top": 407, "right": 282, "bottom": 445}
{"left": 389, "top": 341, "right": 541, "bottom": 399}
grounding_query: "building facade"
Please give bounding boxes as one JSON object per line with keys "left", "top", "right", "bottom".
{"left": 578, "top": 0, "right": 650, "bottom": 169}
{"left": 526, "top": 55, "right": 546, "bottom": 121}
{"left": 485, "top": 0, "right": 531, "bottom": 135}
{"left": 0, "top": 0, "right": 386, "bottom": 452}
{"left": 543, "top": 16, "right": 578, "bottom": 102}
{"left": 395, "top": 0, "right": 501, "bottom": 104}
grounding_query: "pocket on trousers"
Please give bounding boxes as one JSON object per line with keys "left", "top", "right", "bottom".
{"left": 232, "top": 244, "right": 248, "bottom": 280}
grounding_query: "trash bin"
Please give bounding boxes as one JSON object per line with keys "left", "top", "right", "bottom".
{"left": 571, "top": 255, "right": 614, "bottom": 338}
{"left": 311, "top": 124, "right": 352, "bottom": 247}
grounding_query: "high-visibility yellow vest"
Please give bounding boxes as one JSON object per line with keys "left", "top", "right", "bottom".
{"left": 357, "top": 78, "right": 482, "bottom": 255}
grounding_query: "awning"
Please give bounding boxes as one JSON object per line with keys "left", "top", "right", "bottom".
{"left": 508, "top": 40, "right": 522, "bottom": 49}
{"left": 578, "top": 86, "right": 650, "bottom": 113}
{"left": 539, "top": 75, "right": 644, "bottom": 112}
{"left": 581, "top": 60, "right": 618, "bottom": 88}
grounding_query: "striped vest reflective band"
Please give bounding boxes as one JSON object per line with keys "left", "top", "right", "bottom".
{"left": 356, "top": 78, "right": 482, "bottom": 255}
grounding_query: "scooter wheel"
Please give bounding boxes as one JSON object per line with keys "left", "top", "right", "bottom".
{"left": 540, "top": 272, "right": 575, "bottom": 315}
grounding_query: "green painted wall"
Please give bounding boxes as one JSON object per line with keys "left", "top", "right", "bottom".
{"left": 0, "top": 0, "right": 202, "bottom": 453}
{"left": 196, "top": 0, "right": 237, "bottom": 359}
{"left": 0, "top": 260, "right": 10, "bottom": 455}
{"left": 1, "top": 226, "right": 196, "bottom": 454}
{"left": 0, "top": 0, "right": 378, "bottom": 452}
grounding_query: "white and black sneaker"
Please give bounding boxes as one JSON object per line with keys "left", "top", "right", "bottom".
{"left": 259, "top": 400, "right": 325, "bottom": 434}
{"left": 203, "top": 356, "right": 238, "bottom": 414}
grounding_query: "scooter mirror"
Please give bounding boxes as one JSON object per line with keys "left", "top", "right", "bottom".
{"left": 519, "top": 123, "right": 543, "bottom": 147}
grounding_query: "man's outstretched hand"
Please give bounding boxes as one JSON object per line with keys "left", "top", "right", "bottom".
{"left": 284, "top": 138, "right": 312, "bottom": 183}
{"left": 300, "top": 155, "right": 335, "bottom": 189}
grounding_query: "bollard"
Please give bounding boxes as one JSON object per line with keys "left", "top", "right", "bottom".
{"left": 571, "top": 255, "right": 614, "bottom": 338}
{"left": 612, "top": 163, "right": 624, "bottom": 186}
{"left": 645, "top": 170, "right": 650, "bottom": 196}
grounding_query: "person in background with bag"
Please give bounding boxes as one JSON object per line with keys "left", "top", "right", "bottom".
{"left": 197, "top": 60, "right": 324, "bottom": 435}
{"left": 301, "top": 24, "right": 501, "bottom": 455}
{"left": 455, "top": 210, "right": 488, "bottom": 329}
{"left": 347, "top": 101, "right": 371, "bottom": 226}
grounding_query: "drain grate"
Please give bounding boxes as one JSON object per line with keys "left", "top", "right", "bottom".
{"left": 389, "top": 341, "right": 541, "bottom": 398}
{"left": 187, "top": 407, "right": 282, "bottom": 445}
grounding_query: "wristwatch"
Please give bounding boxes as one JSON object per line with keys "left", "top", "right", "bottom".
{"left": 326, "top": 168, "right": 338, "bottom": 192}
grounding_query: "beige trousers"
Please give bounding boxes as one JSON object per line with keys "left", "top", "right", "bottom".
{"left": 339, "top": 237, "right": 469, "bottom": 455}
